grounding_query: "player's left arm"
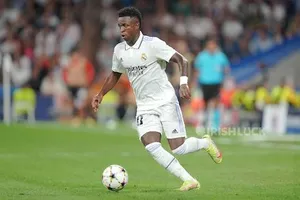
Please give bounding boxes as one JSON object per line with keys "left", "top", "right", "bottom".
{"left": 170, "top": 53, "right": 191, "bottom": 100}
{"left": 152, "top": 37, "right": 191, "bottom": 99}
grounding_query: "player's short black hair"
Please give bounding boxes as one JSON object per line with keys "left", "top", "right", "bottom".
{"left": 118, "top": 7, "right": 142, "bottom": 29}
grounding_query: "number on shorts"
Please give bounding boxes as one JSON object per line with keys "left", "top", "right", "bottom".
{"left": 136, "top": 115, "right": 143, "bottom": 126}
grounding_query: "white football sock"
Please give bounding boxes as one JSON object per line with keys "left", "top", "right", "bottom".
{"left": 145, "top": 142, "right": 195, "bottom": 182}
{"left": 172, "top": 137, "right": 209, "bottom": 155}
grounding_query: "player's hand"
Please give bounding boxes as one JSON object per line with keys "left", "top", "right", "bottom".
{"left": 91, "top": 93, "right": 103, "bottom": 112}
{"left": 179, "top": 84, "right": 191, "bottom": 100}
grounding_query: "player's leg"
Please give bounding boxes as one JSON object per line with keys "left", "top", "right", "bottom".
{"left": 137, "top": 114, "right": 197, "bottom": 190}
{"left": 161, "top": 103, "right": 222, "bottom": 164}
{"left": 142, "top": 132, "right": 199, "bottom": 191}
{"left": 168, "top": 136, "right": 222, "bottom": 163}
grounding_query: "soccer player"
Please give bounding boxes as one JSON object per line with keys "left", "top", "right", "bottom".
{"left": 91, "top": 7, "right": 222, "bottom": 191}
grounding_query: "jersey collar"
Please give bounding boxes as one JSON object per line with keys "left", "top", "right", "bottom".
{"left": 125, "top": 31, "right": 144, "bottom": 50}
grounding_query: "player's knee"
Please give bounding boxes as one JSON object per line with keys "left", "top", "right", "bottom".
{"left": 145, "top": 142, "right": 161, "bottom": 154}
{"left": 141, "top": 132, "right": 161, "bottom": 146}
{"left": 172, "top": 143, "right": 187, "bottom": 155}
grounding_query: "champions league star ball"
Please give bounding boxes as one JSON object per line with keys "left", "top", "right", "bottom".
{"left": 102, "top": 165, "right": 128, "bottom": 191}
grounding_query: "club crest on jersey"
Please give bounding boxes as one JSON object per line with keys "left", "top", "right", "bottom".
{"left": 141, "top": 53, "right": 147, "bottom": 61}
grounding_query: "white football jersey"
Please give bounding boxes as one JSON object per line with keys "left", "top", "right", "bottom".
{"left": 112, "top": 32, "right": 178, "bottom": 111}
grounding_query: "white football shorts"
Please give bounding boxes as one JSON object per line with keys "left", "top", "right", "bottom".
{"left": 135, "top": 103, "right": 187, "bottom": 140}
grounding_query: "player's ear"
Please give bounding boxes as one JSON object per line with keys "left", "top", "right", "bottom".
{"left": 132, "top": 18, "right": 139, "bottom": 30}
{"left": 135, "top": 21, "right": 140, "bottom": 30}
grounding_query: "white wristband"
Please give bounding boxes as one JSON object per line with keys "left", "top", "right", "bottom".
{"left": 180, "top": 76, "right": 188, "bottom": 85}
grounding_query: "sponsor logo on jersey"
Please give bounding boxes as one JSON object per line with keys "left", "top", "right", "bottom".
{"left": 127, "top": 65, "right": 147, "bottom": 77}
{"left": 127, "top": 65, "right": 147, "bottom": 76}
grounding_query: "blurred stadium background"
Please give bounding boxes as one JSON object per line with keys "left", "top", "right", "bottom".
{"left": 0, "top": 0, "right": 300, "bottom": 199}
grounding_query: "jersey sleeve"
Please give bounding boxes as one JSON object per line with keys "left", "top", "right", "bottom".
{"left": 111, "top": 50, "right": 125, "bottom": 74}
{"left": 152, "top": 38, "right": 177, "bottom": 62}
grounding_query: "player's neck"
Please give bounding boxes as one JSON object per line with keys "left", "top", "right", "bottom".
{"left": 127, "top": 32, "right": 140, "bottom": 46}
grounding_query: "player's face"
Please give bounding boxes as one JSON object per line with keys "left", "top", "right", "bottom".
{"left": 118, "top": 17, "right": 139, "bottom": 42}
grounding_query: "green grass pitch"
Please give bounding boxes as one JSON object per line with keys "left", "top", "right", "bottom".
{"left": 0, "top": 123, "right": 300, "bottom": 200}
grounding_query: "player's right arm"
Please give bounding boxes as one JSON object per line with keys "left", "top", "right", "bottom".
{"left": 91, "top": 72, "right": 122, "bottom": 112}
{"left": 92, "top": 48, "right": 125, "bottom": 112}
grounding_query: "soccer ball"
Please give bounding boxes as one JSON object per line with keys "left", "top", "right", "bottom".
{"left": 102, "top": 165, "right": 128, "bottom": 191}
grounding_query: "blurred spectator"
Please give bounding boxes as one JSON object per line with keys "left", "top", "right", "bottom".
{"left": 57, "top": 15, "right": 81, "bottom": 54}
{"left": 96, "top": 40, "right": 113, "bottom": 70}
{"left": 186, "top": 11, "right": 215, "bottom": 40}
{"left": 62, "top": 50, "right": 95, "bottom": 125}
{"left": 1, "top": 28, "right": 18, "bottom": 53}
{"left": 237, "top": 36, "right": 251, "bottom": 58}
{"left": 223, "top": 37, "right": 239, "bottom": 61}
{"left": 271, "top": 77, "right": 298, "bottom": 107}
{"left": 9, "top": 41, "right": 32, "bottom": 87}
{"left": 34, "top": 24, "right": 57, "bottom": 58}
{"left": 31, "top": 52, "right": 52, "bottom": 92}
{"left": 273, "top": 23, "right": 284, "bottom": 44}
{"left": 287, "top": 12, "right": 300, "bottom": 37}
{"left": 222, "top": 14, "right": 244, "bottom": 40}
{"left": 249, "top": 28, "right": 275, "bottom": 54}
{"left": 172, "top": 0, "right": 191, "bottom": 16}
